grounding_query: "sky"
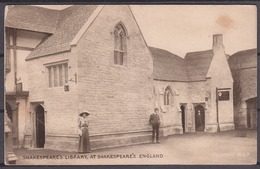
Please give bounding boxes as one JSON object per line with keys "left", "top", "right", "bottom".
{"left": 36, "top": 5, "right": 257, "bottom": 57}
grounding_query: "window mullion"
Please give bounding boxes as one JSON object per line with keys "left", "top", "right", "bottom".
{"left": 54, "top": 66, "right": 57, "bottom": 87}
{"left": 65, "top": 63, "right": 68, "bottom": 82}
{"left": 59, "top": 65, "right": 63, "bottom": 86}
{"left": 51, "top": 66, "right": 54, "bottom": 87}
{"left": 48, "top": 67, "right": 52, "bottom": 88}
{"left": 61, "top": 65, "right": 64, "bottom": 86}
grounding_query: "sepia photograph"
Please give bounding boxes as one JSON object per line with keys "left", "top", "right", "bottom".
{"left": 4, "top": 4, "right": 257, "bottom": 165}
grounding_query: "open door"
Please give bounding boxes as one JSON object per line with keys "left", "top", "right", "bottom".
{"left": 180, "top": 105, "right": 186, "bottom": 133}
{"left": 246, "top": 98, "right": 257, "bottom": 129}
{"left": 195, "top": 105, "right": 205, "bottom": 132}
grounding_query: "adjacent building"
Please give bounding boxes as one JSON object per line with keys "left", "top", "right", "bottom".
{"left": 151, "top": 34, "right": 234, "bottom": 135}
{"left": 5, "top": 5, "right": 56, "bottom": 147}
{"left": 228, "top": 49, "right": 257, "bottom": 129}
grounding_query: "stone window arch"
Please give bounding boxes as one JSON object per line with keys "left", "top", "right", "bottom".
{"left": 164, "top": 86, "right": 173, "bottom": 105}
{"left": 113, "top": 22, "right": 127, "bottom": 65}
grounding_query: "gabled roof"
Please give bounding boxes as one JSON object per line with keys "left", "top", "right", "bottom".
{"left": 184, "top": 50, "right": 214, "bottom": 81}
{"left": 26, "top": 5, "right": 98, "bottom": 60}
{"left": 228, "top": 48, "right": 257, "bottom": 70}
{"left": 150, "top": 47, "right": 188, "bottom": 82}
{"left": 8, "top": 5, "right": 251, "bottom": 83}
{"left": 151, "top": 47, "right": 217, "bottom": 82}
{"left": 5, "top": 5, "right": 60, "bottom": 34}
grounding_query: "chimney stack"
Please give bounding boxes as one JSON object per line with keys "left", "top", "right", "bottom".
{"left": 213, "top": 34, "right": 224, "bottom": 53}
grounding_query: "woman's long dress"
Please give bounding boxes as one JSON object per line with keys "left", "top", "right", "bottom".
{"left": 78, "top": 117, "right": 91, "bottom": 153}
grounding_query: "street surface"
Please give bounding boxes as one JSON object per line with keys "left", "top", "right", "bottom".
{"left": 13, "top": 129, "right": 256, "bottom": 165}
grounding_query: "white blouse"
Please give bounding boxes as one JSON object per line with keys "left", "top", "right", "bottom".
{"left": 78, "top": 116, "right": 90, "bottom": 128}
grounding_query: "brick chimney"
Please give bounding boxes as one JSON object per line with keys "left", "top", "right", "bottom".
{"left": 212, "top": 34, "right": 224, "bottom": 53}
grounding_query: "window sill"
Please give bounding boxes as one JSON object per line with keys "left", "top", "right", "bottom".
{"left": 113, "top": 64, "right": 128, "bottom": 68}
{"left": 47, "top": 86, "right": 64, "bottom": 89}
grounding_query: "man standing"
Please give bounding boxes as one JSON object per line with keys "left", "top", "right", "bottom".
{"left": 149, "top": 108, "right": 161, "bottom": 143}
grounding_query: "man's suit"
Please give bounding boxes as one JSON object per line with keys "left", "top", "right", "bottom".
{"left": 149, "top": 113, "right": 160, "bottom": 143}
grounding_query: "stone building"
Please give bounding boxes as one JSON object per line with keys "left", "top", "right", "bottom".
{"left": 4, "top": 5, "right": 254, "bottom": 152}
{"left": 151, "top": 34, "right": 234, "bottom": 135}
{"left": 228, "top": 49, "right": 257, "bottom": 129}
{"left": 6, "top": 5, "right": 154, "bottom": 151}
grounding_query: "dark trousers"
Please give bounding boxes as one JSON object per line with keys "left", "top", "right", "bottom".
{"left": 152, "top": 125, "right": 160, "bottom": 142}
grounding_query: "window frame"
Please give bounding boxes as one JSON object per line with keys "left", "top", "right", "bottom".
{"left": 113, "top": 23, "right": 127, "bottom": 66}
{"left": 44, "top": 60, "right": 69, "bottom": 88}
{"left": 164, "top": 87, "right": 172, "bottom": 106}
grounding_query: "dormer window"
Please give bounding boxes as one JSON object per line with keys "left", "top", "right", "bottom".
{"left": 114, "top": 23, "right": 127, "bottom": 65}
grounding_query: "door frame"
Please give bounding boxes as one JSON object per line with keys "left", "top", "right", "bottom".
{"left": 246, "top": 97, "right": 257, "bottom": 129}
{"left": 193, "top": 103, "right": 206, "bottom": 132}
{"left": 180, "top": 103, "right": 187, "bottom": 133}
{"left": 35, "top": 104, "right": 45, "bottom": 148}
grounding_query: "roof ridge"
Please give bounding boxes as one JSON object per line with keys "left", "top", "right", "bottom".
{"left": 185, "top": 49, "right": 212, "bottom": 55}
{"left": 28, "top": 5, "right": 61, "bottom": 12}
{"left": 60, "top": 5, "right": 75, "bottom": 11}
{"left": 230, "top": 48, "right": 257, "bottom": 56}
{"left": 149, "top": 46, "right": 183, "bottom": 59}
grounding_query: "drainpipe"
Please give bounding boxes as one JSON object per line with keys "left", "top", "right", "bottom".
{"left": 216, "top": 87, "right": 220, "bottom": 132}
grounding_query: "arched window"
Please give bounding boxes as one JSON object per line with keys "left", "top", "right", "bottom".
{"left": 164, "top": 87, "right": 172, "bottom": 105}
{"left": 114, "top": 23, "right": 127, "bottom": 65}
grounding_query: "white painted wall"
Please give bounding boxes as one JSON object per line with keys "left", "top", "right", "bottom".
{"left": 5, "top": 29, "right": 48, "bottom": 92}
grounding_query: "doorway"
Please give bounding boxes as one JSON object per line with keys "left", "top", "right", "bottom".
{"left": 246, "top": 98, "right": 257, "bottom": 129}
{"left": 180, "top": 105, "right": 186, "bottom": 133}
{"left": 35, "top": 105, "right": 45, "bottom": 148}
{"left": 6, "top": 102, "right": 19, "bottom": 146}
{"left": 6, "top": 103, "right": 12, "bottom": 122}
{"left": 195, "top": 105, "right": 205, "bottom": 132}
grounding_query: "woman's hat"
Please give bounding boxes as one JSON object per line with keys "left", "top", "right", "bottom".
{"left": 79, "top": 111, "right": 90, "bottom": 116}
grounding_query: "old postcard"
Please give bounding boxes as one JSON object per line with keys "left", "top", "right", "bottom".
{"left": 4, "top": 5, "right": 257, "bottom": 165}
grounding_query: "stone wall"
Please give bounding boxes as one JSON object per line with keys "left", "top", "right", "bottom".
{"left": 188, "top": 81, "right": 208, "bottom": 132}
{"left": 206, "top": 35, "right": 234, "bottom": 131}
{"left": 207, "top": 76, "right": 234, "bottom": 132}
{"left": 27, "top": 49, "right": 79, "bottom": 149}
{"left": 153, "top": 81, "right": 188, "bottom": 135}
{"left": 239, "top": 68, "right": 257, "bottom": 101}
{"left": 233, "top": 67, "right": 257, "bottom": 128}
{"left": 76, "top": 6, "right": 153, "bottom": 135}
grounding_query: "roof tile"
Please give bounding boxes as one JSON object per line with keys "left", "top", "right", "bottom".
{"left": 26, "top": 5, "right": 98, "bottom": 60}
{"left": 228, "top": 49, "right": 257, "bottom": 70}
{"left": 184, "top": 50, "right": 214, "bottom": 81}
{"left": 150, "top": 47, "right": 188, "bottom": 82}
{"left": 5, "top": 5, "right": 60, "bottom": 34}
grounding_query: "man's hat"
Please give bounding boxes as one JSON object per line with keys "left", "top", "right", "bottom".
{"left": 79, "top": 111, "right": 90, "bottom": 117}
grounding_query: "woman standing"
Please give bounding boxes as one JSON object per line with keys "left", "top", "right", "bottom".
{"left": 78, "top": 111, "right": 91, "bottom": 153}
